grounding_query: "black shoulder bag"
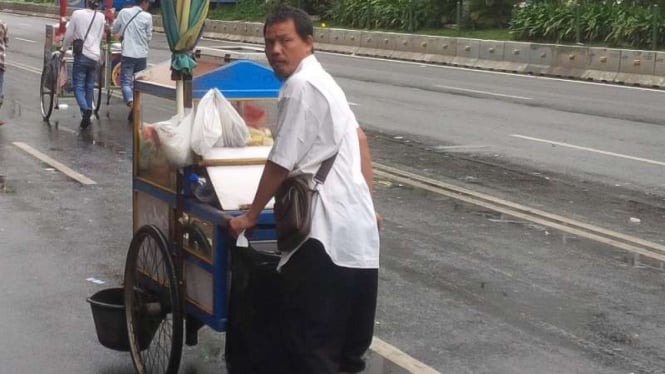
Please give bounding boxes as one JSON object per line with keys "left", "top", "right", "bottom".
{"left": 273, "top": 154, "right": 337, "bottom": 253}
{"left": 120, "top": 9, "right": 142, "bottom": 43}
{"left": 72, "top": 11, "right": 97, "bottom": 57}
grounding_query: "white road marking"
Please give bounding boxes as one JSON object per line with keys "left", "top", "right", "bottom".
{"left": 374, "top": 164, "right": 665, "bottom": 260}
{"left": 15, "top": 37, "right": 37, "bottom": 43}
{"left": 7, "top": 61, "right": 41, "bottom": 74}
{"left": 435, "top": 84, "right": 532, "bottom": 100}
{"left": 86, "top": 277, "right": 106, "bottom": 285}
{"left": 349, "top": 101, "right": 359, "bottom": 106}
{"left": 12, "top": 142, "right": 97, "bottom": 185}
{"left": 371, "top": 337, "right": 441, "bottom": 374}
{"left": 511, "top": 134, "right": 665, "bottom": 167}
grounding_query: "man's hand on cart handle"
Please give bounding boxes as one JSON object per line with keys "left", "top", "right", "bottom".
{"left": 228, "top": 213, "right": 257, "bottom": 239}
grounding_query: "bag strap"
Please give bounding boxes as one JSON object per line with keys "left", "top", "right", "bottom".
{"left": 121, "top": 9, "right": 142, "bottom": 41}
{"left": 82, "top": 11, "right": 97, "bottom": 43}
{"left": 313, "top": 153, "right": 338, "bottom": 185}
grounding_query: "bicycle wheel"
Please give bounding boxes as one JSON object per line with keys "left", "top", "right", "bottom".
{"left": 40, "top": 65, "right": 54, "bottom": 121}
{"left": 124, "top": 225, "right": 183, "bottom": 374}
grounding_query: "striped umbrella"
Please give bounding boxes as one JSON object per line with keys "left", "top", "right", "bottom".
{"left": 160, "top": 0, "right": 209, "bottom": 114}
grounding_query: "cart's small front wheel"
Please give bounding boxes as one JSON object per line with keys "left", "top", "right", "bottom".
{"left": 40, "top": 65, "right": 55, "bottom": 121}
{"left": 124, "top": 225, "right": 183, "bottom": 374}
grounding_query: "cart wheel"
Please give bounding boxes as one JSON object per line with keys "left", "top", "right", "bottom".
{"left": 93, "top": 63, "right": 103, "bottom": 119}
{"left": 40, "top": 66, "right": 55, "bottom": 121}
{"left": 124, "top": 225, "right": 183, "bottom": 374}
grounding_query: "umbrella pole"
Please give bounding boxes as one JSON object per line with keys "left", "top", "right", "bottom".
{"left": 176, "top": 80, "right": 184, "bottom": 116}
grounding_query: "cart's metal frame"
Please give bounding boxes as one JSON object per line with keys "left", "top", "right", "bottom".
{"left": 123, "top": 49, "right": 282, "bottom": 374}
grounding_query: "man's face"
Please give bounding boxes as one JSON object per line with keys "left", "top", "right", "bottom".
{"left": 264, "top": 19, "right": 313, "bottom": 80}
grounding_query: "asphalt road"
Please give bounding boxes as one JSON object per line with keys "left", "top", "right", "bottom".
{"left": 1, "top": 11, "right": 665, "bottom": 374}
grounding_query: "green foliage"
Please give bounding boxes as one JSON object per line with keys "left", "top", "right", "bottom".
{"left": 330, "top": 0, "right": 451, "bottom": 31}
{"left": 468, "top": 0, "right": 521, "bottom": 29}
{"left": 208, "top": 0, "right": 266, "bottom": 21}
{"left": 510, "top": 1, "right": 665, "bottom": 48}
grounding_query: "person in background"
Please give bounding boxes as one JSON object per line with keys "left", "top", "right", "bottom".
{"left": 111, "top": 0, "right": 152, "bottom": 122}
{"left": 0, "top": 17, "right": 8, "bottom": 126}
{"left": 228, "top": 6, "right": 382, "bottom": 374}
{"left": 61, "top": 0, "right": 105, "bottom": 130}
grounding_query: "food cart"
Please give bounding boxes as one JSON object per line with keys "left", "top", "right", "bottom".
{"left": 88, "top": 48, "right": 283, "bottom": 374}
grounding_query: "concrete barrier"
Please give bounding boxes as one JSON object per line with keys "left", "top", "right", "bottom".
{"left": 452, "top": 38, "right": 480, "bottom": 67}
{"left": 207, "top": 21, "right": 243, "bottom": 42}
{"left": 499, "top": 42, "right": 530, "bottom": 73}
{"left": 526, "top": 43, "right": 554, "bottom": 75}
{"left": 547, "top": 45, "right": 588, "bottom": 78}
{"left": 423, "top": 36, "right": 456, "bottom": 65}
{"left": 243, "top": 22, "right": 263, "bottom": 45}
{"left": 356, "top": 31, "right": 396, "bottom": 59}
{"left": 314, "top": 27, "right": 331, "bottom": 48}
{"left": 581, "top": 47, "right": 621, "bottom": 82}
{"left": 652, "top": 52, "right": 665, "bottom": 88}
{"left": 475, "top": 40, "right": 505, "bottom": 70}
{"left": 323, "top": 28, "right": 359, "bottom": 54}
{"left": 390, "top": 34, "right": 425, "bottom": 61}
{"left": 616, "top": 50, "right": 657, "bottom": 86}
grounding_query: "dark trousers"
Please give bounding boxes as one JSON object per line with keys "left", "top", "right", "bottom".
{"left": 279, "top": 239, "right": 379, "bottom": 374}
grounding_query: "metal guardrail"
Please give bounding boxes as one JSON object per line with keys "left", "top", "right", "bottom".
{"left": 4, "top": 1, "right": 665, "bottom": 88}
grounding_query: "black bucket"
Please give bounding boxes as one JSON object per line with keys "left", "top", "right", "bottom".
{"left": 87, "top": 287, "right": 159, "bottom": 352}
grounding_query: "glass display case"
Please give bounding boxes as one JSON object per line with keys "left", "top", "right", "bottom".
{"left": 133, "top": 49, "right": 281, "bottom": 193}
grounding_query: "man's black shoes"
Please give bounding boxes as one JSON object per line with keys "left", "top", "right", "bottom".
{"left": 80, "top": 109, "right": 92, "bottom": 130}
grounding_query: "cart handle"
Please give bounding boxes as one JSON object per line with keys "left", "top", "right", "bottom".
{"left": 197, "top": 158, "right": 267, "bottom": 167}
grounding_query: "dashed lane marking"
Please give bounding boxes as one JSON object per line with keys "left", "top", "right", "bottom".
{"left": 12, "top": 142, "right": 97, "bottom": 185}
{"left": 511, "top": 134, "right": 665, "bottom": 167}
{"left": 15, "top": 37, "right": 37, "bottom": 43}
{"left": 7, "top": 61, "right": 42, "bottom": 75}
{"left": 434, "top": 84, "right": 533, "bottom": 101}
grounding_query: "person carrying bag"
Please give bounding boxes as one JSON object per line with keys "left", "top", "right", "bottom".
{"left": 119, "top": 8, "right": 142, "bottom": 43}
{"left": 229, "top": 7, "right": 381, "bottom": 374}
{"left": 72, "top": 11, "right": 96, "bottom": 57}
{"left": 111, "top": 0, "right": 153, "bottom": 122}
{"left": 273, "top": 154, "right": 337, "bottom": 253}
{"left": 61, "top": 0, "right": 105, "bottom": 129}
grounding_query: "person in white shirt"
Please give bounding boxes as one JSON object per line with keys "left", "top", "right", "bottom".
{"left": 62, "top": 0, "right": 105, "bottom": 130}
{"left": 111, "top": 0, "right": 152, "bottom": 121}
{"left": 229, "top": 6, "right": 382, "bottom": 373}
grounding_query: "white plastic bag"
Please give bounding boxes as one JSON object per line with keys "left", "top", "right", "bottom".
{"left": 154, "top": 110, "right": 194, "bottom": 167}
{"left": 190, "top": 88, "right": 250, "bottom": 156}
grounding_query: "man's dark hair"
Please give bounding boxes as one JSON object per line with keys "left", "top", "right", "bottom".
{"left": 87, "top": 0, "right": 99, "bottom": 8}
{"left": 263, "top": 5, "right": 313, "bottom": 41}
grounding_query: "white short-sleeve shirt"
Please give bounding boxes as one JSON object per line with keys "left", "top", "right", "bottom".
{"left": 268, "top": 55, "right": 380, "bottom": 269}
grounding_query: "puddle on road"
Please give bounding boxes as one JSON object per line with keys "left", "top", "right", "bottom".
{"left": 43, "top": 120, "right": 129, "bottom": 156}
{"left": 0, "top": 175, "right": 15, "bottom": 194}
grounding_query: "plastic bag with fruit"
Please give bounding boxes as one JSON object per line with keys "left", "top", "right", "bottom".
{"left": 190, "top": 88, "right": 250, "bottom": 156}
{"left": 153, "top": 110, "right": 194, "bottom": 167}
